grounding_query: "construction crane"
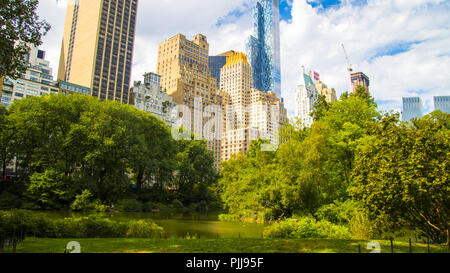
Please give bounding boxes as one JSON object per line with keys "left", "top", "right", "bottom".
{"left": 341, "top": 43, "right": 353, "bottom": 73}
{"left": 341, "top": 43, "right": 354, "bottom": 92}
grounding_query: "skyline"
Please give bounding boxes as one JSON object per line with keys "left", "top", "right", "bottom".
{"left": 38, "top": 0, "right": 450, "bottom": 117}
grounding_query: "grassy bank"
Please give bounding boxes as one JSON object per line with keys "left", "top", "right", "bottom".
{"left": 1, "top": 237, "right": 448, "bottom": 253}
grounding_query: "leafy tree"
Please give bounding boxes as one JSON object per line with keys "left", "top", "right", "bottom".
{"left": 0, "top": 106, "right": 15, "bottom": 180}
{"left": 0, "top": 0, "right": 51, "bottom": 78}
{"left": 175, "top": 140, "right": 219, "bottom": 206}
{"left": 351, "top": 112, "right": 450, "bottom": 244}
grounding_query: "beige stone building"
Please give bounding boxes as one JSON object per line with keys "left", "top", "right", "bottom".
{"left": 220, "top": 52, "right": 287, "bottom": 162}
{"left": 58, "top": 0, "right": 138, "bottom": 103}
{"left": 157, "top": 34, "right": 228, "bottom": 169}
{"left": 315, "top": 80, "right": 337, "bottom": 103}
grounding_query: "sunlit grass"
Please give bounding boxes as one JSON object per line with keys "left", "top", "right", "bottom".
{"left": 1, "top": 237, "right": 447, "bottom": 253}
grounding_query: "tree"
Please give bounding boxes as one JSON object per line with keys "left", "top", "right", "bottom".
{"left": 0, "top": 106, "right": 15, "bottom": 180}
{"left": 174, "top": 140, "right": 219, "bottom": 206}
{"left": 0, "top": 0, "right": 51, "bottom": 78}
{"left": 351, "top": 112, "right": 450, "bottom": 244}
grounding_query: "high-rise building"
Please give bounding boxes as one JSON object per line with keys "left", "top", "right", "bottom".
{"left": 208, "top": 50, "right": 236, "bottom": 89}
{"left": 295, "top": 68, "right": 319, "bottom": 128}
{"left": 246, "top": 0, "right": 281, "bottom": 98}
{"left": 402, "top": 97, "right": 423, "bottom": 122}
{"left": 129, "top": 73, "right": 177, "bottom": 127}
{"left": 434, "top": 96, "right": 450, "bottom": 113}
{"left": 157, "top": 33, "right": 228, "bottom": 170}
{"left": 58, "top": 0, "right": 138, "bottom": 104}
{"left": 1, "top": 45, "right": 60, "bottom": 107}
{"left": 220, "top": 52, "right": 286, "bottom": 162}
{"left": 351, "top": 72, "right": 370, "bottom": 94}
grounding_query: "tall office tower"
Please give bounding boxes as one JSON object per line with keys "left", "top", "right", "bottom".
{"left": 58, "top": 0, "right": 138, "bottom": 103}
{"left": 315, "top": 80, "right": 337, "bottom": 103}
{"left": 434, "top": 96, "right": 450, "bottom": 113}
{"left": 220, "top": 52, "right": 286, "bottom": 162}
{"left": 1, "top": 45, "right": 60, "bottom": 107}
{"left": 295, "top": 68, "right": 319, "bottom": 128}
{"left": 246, "top": 0, "right": 281, "bottom": 98}
{"left": 157, "top": 34, "right": 228, "bottom": 170}
{"left": 351, "top": 72, "right": 370, "bottom": 94}
{"left": 402, "top": 97, "right": 423, "bottom": 122}
{"left": 208, "top": 50, "right": 236, "bottom": 88}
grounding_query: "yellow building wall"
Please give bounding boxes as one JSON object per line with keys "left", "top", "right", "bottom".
{"left": 58, "top": 0, "right": 103, "bottom": 89}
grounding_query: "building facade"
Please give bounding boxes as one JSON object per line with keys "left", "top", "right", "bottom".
{"left": 129, "top": 73, "right": 177, "bottom": 127}
{"left": 220, "top": 52, "right": 286, "bottom": 162}
{"left": 58, "top": 0, "right": 138, "bottom": 104}
{"left": 157, "top": 33, "right": 227, "bottom": 170}
{"left": 402, "top": 97, "right": 423, "bottom": 122}
{"left": 351, "top": 72, "right": 370, "bottom": 94}
{"left": 295, "top": 68, "right": 319, "bottom": 128}
{"left": 246, "top": 0, "right": 281, "bottom": 98}
{"left": 315, "top": 80, "right": 337, "bottom": 103}
{"left": 434, "top": 96, "right": 450, "bottom": 113}
{"left": 1, "top": 45, "right": 60, "bottom": 107}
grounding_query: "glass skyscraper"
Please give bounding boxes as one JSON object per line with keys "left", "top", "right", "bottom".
{"left": 434, "top": 96, "right": 450, "bottom": 113}
{"left": 402, "top": 97, "right": 423, "bottom": 122}
{"left": 209, "top": 56, "right": 227, "bottom": 88}
{"left": 246, "top": 0, "right": 281, "bottom": 98}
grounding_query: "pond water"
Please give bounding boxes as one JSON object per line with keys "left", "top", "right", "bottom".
{"left": 39, "top": 211, "right": 268, "bottom": 239}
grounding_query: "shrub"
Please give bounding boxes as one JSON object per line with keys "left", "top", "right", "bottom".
{"left": 71, "top": 190, "right": 94, "bottom": 211}
{"left": 218, "top": 214, "right": 240, "bottom": 222}
{"left": 116, "top": 199, "right": 143, "bottom": 212}
{"left": 315, "top": 200, "right": 359, "bottom": 224}
{"left": 0, "top": 192, "right": 22, "bottom": 209}
{"left": 349, "top": 209, "right": 375, "bottom": 240}
{"left": 171, "top": 199, "right": 184, "bottom": 209}
{"left": 263, "top": 217, "right": 352, "bottom": 239}
{"left": 126, "top": 219, "right": 164, "bottom": 238}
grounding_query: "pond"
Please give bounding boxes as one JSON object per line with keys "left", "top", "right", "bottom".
{"left": 39, "top": 211, "right": 268, "bottom": 239}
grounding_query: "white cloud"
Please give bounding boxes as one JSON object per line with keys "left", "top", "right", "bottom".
{"left": 36, "top": 0, "right": 450, "bottom": 116}
{"left": 281, "top": 0, "right": 450, "bottom": 115}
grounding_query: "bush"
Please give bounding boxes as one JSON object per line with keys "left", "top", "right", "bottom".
{"left": 349, "top": 209, "right": 375, "bottom": 240}
{"left": 218, "top": 214, "right": 240, "bottom": 222}
{"left": 171, "top": 199, "right": 184, "bottom": 209}
{"left": 263, "top": 217, "right": 352, "bottom": 239}
{"left": 0, "top": 210, "right": 164, "bottom": 239}
{"left": 126, "top": 220, "right": 164, "bottom": 238}
{"left": 116, "top": 199, "right": 143, "bottom": 212}
{"left": 0, "top": 192, "right": 22, "bottom": 209}
{"left": 71, "top": 190, "right": 110, "bottom": 212}
{"left": 315, "top": 200, "right": 359, "bottom": 224}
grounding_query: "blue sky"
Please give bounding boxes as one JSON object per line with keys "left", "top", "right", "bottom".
{"left": 39, "top": 0, "right": 450, "bottom": 117}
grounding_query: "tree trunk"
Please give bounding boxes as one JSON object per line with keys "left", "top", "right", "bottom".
{"left": 447, "top": 229, "right": 449, "bottom": 246}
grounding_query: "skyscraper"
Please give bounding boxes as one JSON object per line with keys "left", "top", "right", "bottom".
{"left": 246, "top": 0, "right": 281, "bottom": 98}
{"left": 157, "top": 33, "right": 229, "bottom": 170}
{"left": 295, "top": 68, "right": 319, "bottom": 128}
{"left": 434, "top": 96, "right": 450, "bottom": 113}
{"left": 220, "top": 52, "right": 286, "bottom": 162}
{"left": 351, "top": 72, "right": 370, "bottom": 94}
{"left": 208, "top": 50, "right": 236, "bottom": 89}
{"left": 58, "top": 0, "right": 138, "bottom": 104}
{"left": 402, "top": 97, "right": 423, "bottom": 122}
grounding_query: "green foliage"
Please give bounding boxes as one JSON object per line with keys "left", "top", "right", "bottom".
{"left": 351, "top": 111, "right": 450, "bottom": 244}
{"left": 71, "top": 190, "right": 108, "bottom": 212}
{"left": 0, "top": 210, "right": 164, "bottom": 239}
{"left": 315, "top": 200, "right": 360, "bottom": 225}
{"left": 218, "top": 214, "right": 240, "bottom": 222}
{"left": 0, "top": 93, "right": 220, "bottom": 210}
{"left": 126, "top": 220, "right": 164, "bottom": 238}
{"left": 116, "top": 199, "right": 143, "bottom": 212}
{"left": 0, "top": 0, "right": 51, "bottom": 79}
{"left": 263, "top": 217, "right": 352, "bottom": 239}
{"left": 220, "top": 95, "right": 380, "bottom": 221}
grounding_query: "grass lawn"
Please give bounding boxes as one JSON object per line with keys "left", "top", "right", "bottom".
{"left": 1, "top": 237, "right": 448, "bottom": 253}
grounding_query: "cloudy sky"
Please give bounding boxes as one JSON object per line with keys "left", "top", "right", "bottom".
{"left": 38, "top": 0, "right": 450, "bottom": 117}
